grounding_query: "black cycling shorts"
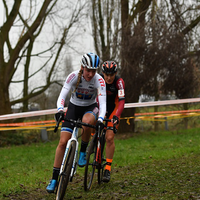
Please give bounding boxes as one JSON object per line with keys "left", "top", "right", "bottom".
{"left": 61, "top": 101, "right": 99, "bottom": 133}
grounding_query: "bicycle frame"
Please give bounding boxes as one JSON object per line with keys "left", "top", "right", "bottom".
{"left": 84, "top": 118, "right": 116, "bottom": 191}
{"left": 95, "top": 126, "right": 105, "bottom": 166}
{"left": 95, "top": 119, "right": 116, "bottom": 167}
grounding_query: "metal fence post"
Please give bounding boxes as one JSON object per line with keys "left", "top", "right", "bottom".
{"left": 41, "top": 128, "right": 49, "bottom": 142}
{"left": 164, "top": 117, "right": 169, "bottom": 131}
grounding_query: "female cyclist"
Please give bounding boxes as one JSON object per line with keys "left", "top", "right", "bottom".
{"left": 46, "top": 53, "right": 106, "bottom": 193}
{"left": 101, "top": 61, "right": 125, "bottom": 183}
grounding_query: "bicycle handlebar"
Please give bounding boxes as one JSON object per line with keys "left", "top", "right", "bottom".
{"left": 54, "top": 117, "right": 96, "bottom": 133}
{"left": 54, "top": 115, "right": 63, "bottom": 133}
{"left": 103, "top": 118, "right": 117, "bottom": 134}
{"left": 54, "top": 116, "right": 117, "bottom": 134}
{"left": 66, "top": 118, "right": 96, "bottom": 129}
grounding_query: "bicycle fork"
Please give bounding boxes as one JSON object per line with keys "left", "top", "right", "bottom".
{"left": 70, "top": 140, "right": 78, "bottom": 180}
{"left": 60, "top": 129, "right": 79, "bottom": 179}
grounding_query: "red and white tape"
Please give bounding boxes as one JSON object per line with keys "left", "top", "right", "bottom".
{"left": 124, "top": 98, "right": 200, "bottom": 108}
{"left": 0, "top": 98, "right": 200, "bottom": 121}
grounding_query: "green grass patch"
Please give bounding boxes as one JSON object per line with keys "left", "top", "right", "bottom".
{"left": 1, "top": 128, "right": 200, "bottom": 199}
{"left": 115, "top": 129, "right": 200, "bottom": 166}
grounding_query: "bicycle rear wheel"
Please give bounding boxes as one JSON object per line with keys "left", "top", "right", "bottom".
{"left": 84, "top": 134, "right": 97, "bottom": 191}
{"left": 56, "top": 141, "right": 76, "bottom": 200}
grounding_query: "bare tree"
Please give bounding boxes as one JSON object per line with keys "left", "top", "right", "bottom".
{"left": 0, "top": 0, "right": 86, "bottom": 115}
{"left": 90, "top": 0, "right": 121, "bottom": 62}
{"left": 120, "top": 0, "right": 200, "bottom": 131}
{"left": 90, "top": 0, "right": 200, "bottom": 132}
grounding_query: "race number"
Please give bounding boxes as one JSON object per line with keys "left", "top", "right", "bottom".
{"left": 118, "top": 89, "right": 125, "bottom": 97}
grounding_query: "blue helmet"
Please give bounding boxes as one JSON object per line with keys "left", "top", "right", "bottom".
{"left": 81, "top": 53, "right": 100, "bottom": 69}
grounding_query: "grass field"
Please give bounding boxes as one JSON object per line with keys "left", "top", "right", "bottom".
{"left": 1, "top": 128, "right": 200, "bottom": 199}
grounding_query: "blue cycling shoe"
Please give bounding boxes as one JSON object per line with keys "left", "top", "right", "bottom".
{"left": 46, "top": 179, "right": 57, "bottom": 193}
{"left": 78, "top": 151, "right": 86, "bottom": 167}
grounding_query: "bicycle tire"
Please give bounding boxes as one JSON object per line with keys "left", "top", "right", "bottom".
{"left": 56, "top": 140, "right": 76, "bottom": 200}
{"left": 84, "top": 134, "right": 97, "bottom": 191}
{"left": 98, "top": 131, "right": 106, "bottom": 184}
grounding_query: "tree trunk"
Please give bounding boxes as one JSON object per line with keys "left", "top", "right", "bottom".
{"left": 0, "top": 80, "right": 12, "bottom": 115}
{"left": 120, "top": 0, "right": 136, "bottom": 132}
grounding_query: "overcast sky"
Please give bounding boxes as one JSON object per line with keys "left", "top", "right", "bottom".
{"left": 0, "top": 1, "right": 4, "bottom": 26}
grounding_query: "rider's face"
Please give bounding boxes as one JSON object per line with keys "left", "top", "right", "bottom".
{"left": 82, "top": 66, "right": 96, "bottom": 82}
{"left": 103, "top": 72, "right": 116, "bottom": 84}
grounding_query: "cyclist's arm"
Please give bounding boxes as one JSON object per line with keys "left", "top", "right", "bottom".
{"left": 96, "top": 75, "right": 107, "bottom": 122}
{"left": 115, "top": 77, "right": 125, "bottom": 118}
{"left": 115, "top": 99, "right": 125, "bottom": 118}
{"left": 98, "top": 96, "right": 106, "bottom": 122}
{"left": 57, "top": 72, "right": 77, "bottom": 111}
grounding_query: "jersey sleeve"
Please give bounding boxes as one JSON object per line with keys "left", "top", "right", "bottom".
{"left": 57, "top": 72, "right": 77, "bottom": 111}
{"left": 96, "top": 74, "right": 107, "bottom": 122}
{"left": 116, "top": 78, "right": 125, "bottom": 117}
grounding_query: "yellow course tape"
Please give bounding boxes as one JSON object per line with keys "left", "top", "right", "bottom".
{"left": 0, "top": 124, "right": 55, "bottom": 131}
{"left": 120, "top": 112, "right": 200, "bottom": 125}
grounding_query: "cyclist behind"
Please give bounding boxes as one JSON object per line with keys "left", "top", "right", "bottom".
{"left": 46, "top": 53, "right": 106, "bottom": 193}
{"left": 101, "top": 61, "right": 125, "bottom": 183}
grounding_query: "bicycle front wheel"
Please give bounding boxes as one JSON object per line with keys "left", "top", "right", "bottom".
{"left": 84, "top": 135, "right": 96, "bottom": 191}
{"left": 56, "top": 140, "right": 76, "bottom": 200}
{"left": 98, "top": 132, "right": 106, "bottom": 184}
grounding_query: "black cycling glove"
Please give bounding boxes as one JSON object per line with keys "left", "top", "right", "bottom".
{"left": 55, "top": 111, "right": 64, "bottom": 123}
{"left": 112, "top": 115, "right": 119, "bottom": 124}
{"left": 96, "top": 120, "right": 105, "bottom": 132}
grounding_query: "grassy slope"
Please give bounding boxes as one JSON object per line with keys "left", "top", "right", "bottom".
{"left": 1, "top": 128, "right": 200, "bottom": 199}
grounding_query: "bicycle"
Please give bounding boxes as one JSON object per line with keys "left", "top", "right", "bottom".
{"left": 54, "top": 115, "right": 96, "bottom": 200}
{"left": 84, "top": 118, "right": 117, "bottom": 191}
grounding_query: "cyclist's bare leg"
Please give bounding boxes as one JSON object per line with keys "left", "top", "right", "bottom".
{"left": 54, "top": 131, "right": 72, "bottom": 168}
{"left": 102, "top": 129, "right": 115, "bottom": 182}
{"left": 81, "top": 113, "right": 96, "bottom": 142}
{"left": 78, "top": 113, "right": 96, "bottom": 166}
{"left": 105, "top": 129, "right": 115, "bottom": 161}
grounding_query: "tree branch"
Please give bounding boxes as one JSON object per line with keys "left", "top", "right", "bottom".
{"left": 129, "top": 0, "right": 152, "bottom": 22}
{"left": 5, "top": 0, "right": 54, "bottom": 87}
{"left": 181, "top": 15, "right": 200, "bottom": 35}
{"left": 0, "top": 1, "right": 22, "bottom": 40}
{"left": 11, "top": 54, "right": 53, "bottom": 83}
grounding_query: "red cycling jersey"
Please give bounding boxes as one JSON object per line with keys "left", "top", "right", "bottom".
{"left": 100, "top": 74, "right": 125, "bottom": 128}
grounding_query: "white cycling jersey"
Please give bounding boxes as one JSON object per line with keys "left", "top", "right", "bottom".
{"left": 57, "top": 70, "right": 107, "bottom": 122}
